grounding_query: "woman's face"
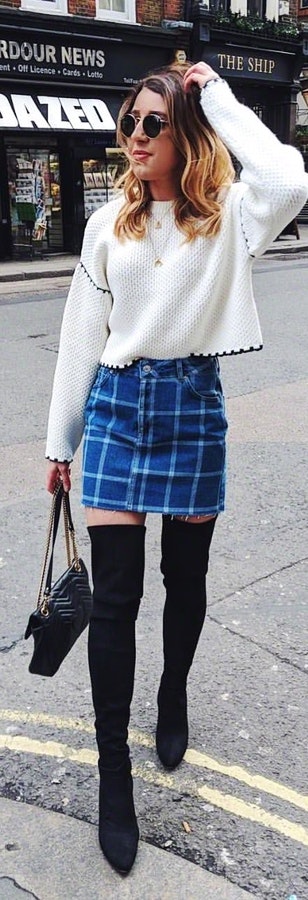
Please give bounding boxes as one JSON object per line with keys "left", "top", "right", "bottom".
{"left": 124, "top": 87, "right": 182, "bottom": 199}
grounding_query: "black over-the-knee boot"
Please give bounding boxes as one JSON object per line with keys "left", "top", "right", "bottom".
{"left": 88, "top": 524, "right": 145, "bottom": 874}
{"left": 156, "top": 515, "right": 216, "bottom": 769}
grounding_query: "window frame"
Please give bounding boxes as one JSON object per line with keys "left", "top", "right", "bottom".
{"left": 95, "top": 0, "right": 136, "bottom": 23}
{"left": 247, "top": 0, "right": 265, "bottom": 16}
{"left": 20, "top": 0, "right": 67, "bottom": 14}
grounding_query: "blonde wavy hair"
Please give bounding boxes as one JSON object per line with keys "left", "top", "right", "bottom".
{"left": 114, "top": 62, "right": 235, "bottom": 242}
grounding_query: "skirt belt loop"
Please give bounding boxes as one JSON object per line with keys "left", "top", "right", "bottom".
{"left": 176, "top": 359, "right": 184, "bottom": 380}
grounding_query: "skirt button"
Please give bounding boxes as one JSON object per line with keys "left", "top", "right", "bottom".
{"left": 143, "top": 365, "right": 151, "bottom": 373}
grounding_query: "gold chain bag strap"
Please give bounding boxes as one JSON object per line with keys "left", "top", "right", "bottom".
{"left": 25, "top": 484, "right": 92, "bottom": 676}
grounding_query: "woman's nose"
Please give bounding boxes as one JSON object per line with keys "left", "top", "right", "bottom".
{"left": 133, "top": 119, "right": 147, "bottom": 139}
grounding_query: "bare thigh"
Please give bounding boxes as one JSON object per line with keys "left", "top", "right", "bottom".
{"left": 85, "top": 510, "right": 216, "bottom": 527}
{"left": 85, "top": 508, "right": 146, "bottom": 526}
{"left": 173, "top": 515, "right": 217, "bottom": 524}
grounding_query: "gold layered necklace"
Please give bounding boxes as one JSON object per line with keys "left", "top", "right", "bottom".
{"left": 147, "top": 202, "right": 175, "bottom": 267}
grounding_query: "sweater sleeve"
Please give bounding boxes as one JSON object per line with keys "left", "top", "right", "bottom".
{"left": 200, "top": 79, "right": 308, "bottom": 257}
{"left": 45, "top": 210, "right": 112, "bottom": 462}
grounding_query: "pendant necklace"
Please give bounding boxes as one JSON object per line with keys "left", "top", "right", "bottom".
{"left": 147, "top": 202, "right": 175, "bottom": 267}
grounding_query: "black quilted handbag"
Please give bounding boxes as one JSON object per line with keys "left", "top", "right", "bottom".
{"left": 25, "top": 483, "right": 92, "bottom": 676}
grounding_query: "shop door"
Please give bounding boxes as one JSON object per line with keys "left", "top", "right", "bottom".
{"left": 0, "top": 193, "right": 11, "bottom": 260}
{"left": 0, "top": 145, "right": 11, "bottom": 260}
{"left": 7, "top": 148, "right": 63, "bottom": 257}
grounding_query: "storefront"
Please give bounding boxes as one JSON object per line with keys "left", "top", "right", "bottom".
{"left": 0, "top": 10, "right": 188, "bottom": 259}
{"left": 0, "top": 88, "right": 125, "bottom": 258}
{"left": 191, "top": 11, "right": 306, "bottom": 144}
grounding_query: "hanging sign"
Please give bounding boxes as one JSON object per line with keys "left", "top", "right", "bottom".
{"left": 0, "top": 31, "right": 170, "bottom": 85}
{"left": 203, "top": 47, "right": 294, "bottom": 82}
{"left": 0, "top": 93, "right": 117, "bottom": 130}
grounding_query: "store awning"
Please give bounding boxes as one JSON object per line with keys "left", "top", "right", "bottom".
{"left": 0, "top": 92, "right": 122, "bottom": 130}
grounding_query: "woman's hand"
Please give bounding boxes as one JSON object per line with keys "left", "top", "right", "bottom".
{"left": 183, "top": 62, "right": 220, "bottom": 93}
{"left": 46, "top": 460, "right": 71, "bottom": 494}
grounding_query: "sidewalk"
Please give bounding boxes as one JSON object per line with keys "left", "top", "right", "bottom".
{"left": 0, "top": 225, "right": 308, "bottom": 285}
{"left": 1, "top": 796, "right": 256, "bottom": 900}
{"left": 0, "top": 253, "right": 80, "bottom": 284}
{"left": 0, "top": 226, "right": 305, "bottom": 900}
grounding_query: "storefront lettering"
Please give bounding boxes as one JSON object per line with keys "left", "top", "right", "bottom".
{"left": 248, "top": 57, "right": 275, "bottom": 74}
{"left": 0, "top": 40, "right": 105, "bottom": 69}
{"left": 217, "top": 53, "right": 275, "bottom": 75}
{"left": 61, "top": 47, "right": 105, "bottom": 67}
{"left": 0, "top": 93, "right": 116, "bottom": 130}
{"left": 0, "top": 41, "right": 57, "bottom": 63}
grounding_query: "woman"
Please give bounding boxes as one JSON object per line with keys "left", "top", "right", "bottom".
{"left": 46, "top": 61, "right": 308, "bottom": 875}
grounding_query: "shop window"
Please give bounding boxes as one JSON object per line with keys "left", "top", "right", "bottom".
{"left": 247, "top": 0, "right": 266, "bottom": 13}
{"left": 252, "top": 104, "right": 264, "bottom": 119}
{"left": 210, "top": 0, "right": 231, "bottom": 11}
{"left": 83, "top": 149, "right": 126, "bottom": 219}
{"left": 96, "top": 0, "right": 135, "bottom": 22}
{"left": 7, "top": 148, "right": 63, "bottom": 257}
{"left": 20, "top": 0, "right": 67, "bottom": 14}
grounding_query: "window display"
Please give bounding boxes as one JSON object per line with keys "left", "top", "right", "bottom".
{"left": 83, "top": 150, "right": 127, "bottom": 219}
{"left": 7, "top": 148, "right": 63, "bottom": 255}
{"left": 83, "top": 159, "right": 109, "bottom": 219}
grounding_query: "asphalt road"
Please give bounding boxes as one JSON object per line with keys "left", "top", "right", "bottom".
{"left": 0, "top": 257, "right": 307, "bottom": 900}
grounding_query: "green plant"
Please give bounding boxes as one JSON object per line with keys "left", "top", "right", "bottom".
{"left": 209, "top": 11, "right": 299, "bottom": 40}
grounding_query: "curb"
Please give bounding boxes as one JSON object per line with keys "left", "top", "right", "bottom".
{"left": 1, "top": 797, "right": 256, "bottom": 900}
{"left": 1, "top": 244, "right": 308, "bottom": 285}
{"left": 265, "top": 243, "right": 308, "bottom": 257}
{"left": 0, "top": 268, "right": 75, "bottom": 284}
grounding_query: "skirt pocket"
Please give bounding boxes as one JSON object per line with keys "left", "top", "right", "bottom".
{"left": 84, "top": 365, "right": 112, "bottom": 421}
{"left": 183, "top": 358, "right": 222, "bottom": 404}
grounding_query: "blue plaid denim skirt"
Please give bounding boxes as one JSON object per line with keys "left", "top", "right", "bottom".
{"left": 82, "top": 357, "right": 228, "bottom": 516}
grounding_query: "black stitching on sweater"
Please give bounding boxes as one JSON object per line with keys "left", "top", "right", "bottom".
{"left": 101, "top": 346, "right": 264, "bottom": 368}
{"left": 239, "top": 197, "right": 255, "bottom": 259}
{"left": 79, "top": 261, "right": 111, "bottom": 294}
{"left": 190, "top": 345, "right": 263, "bottom": 358}
{"left": 45, "top": 457, "right": 72, "bottom": 462}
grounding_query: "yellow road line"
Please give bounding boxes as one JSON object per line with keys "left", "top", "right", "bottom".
{"left": 0, "top": 733, "right": 98, "bottom": 766}
{"left": 185, "top": 748, "right": 308, "bottom": 813}
{"left": 0, "top": 708, "right": 154, "bottom": 748}
{"left": 0, "top": 709, "right": 94, "bottom": 734}
{"left": 198, "top": 784, "right": 308, "bottom": 848}
{"left": 1, "top": 733, "right": 307, "bottom": 849}
{"left": 0, "top": 708, "right": 306, "bottom": 815}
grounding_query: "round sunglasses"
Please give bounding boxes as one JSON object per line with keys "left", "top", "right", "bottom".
{"left": 120, "top": 113, "right": 168, "bottom": 139}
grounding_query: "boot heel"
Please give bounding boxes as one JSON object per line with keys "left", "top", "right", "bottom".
{"left": 99, "top": 762, "right": 139, "bottom": 874}
{"left": 156, "top": 680, "right": 188, "bottom": 769}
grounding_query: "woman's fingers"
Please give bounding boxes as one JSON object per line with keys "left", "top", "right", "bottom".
{"left": 46, "top": 461, "right": 71, "bottom": 494}
{"left": 59, "top": 464, "right": 71, "bottom": 493}
{"left": 183, "top": 62, "right": 219, "bottom": 92}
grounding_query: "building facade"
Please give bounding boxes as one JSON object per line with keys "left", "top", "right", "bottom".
{"left": 0, "top": 0, "right": 306, "bottom": 259}
{"left": 0, "top": 3, "right": 190, "bottom": 259}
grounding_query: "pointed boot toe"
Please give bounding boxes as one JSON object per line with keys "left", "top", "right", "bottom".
{"left": 98, "top": 765, "right": 139, "bottom": 874}
{"left": 156, "top": 684, "right": 188, "bottom": 769}
{"left": 99, "top": 818, "right": 139, "bottom": 875}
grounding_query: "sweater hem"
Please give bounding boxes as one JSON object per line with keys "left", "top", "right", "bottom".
{"left": 45, "top": 456, "right": 73, "bottom": 463}
{"left": 100, "top": 345, "right": 263, "bottom": 367}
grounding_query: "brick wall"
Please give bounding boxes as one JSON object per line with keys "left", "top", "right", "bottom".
{"left": 136, "top": 0, "right": 185, "bottom": 25}
{"left": 136, "top": 0, "right": 163, "bottom": 25}
{"left": 288, "top": 0, "right": 297, "bottom": 17}
{"left": 0, "top": 0, "right": 184, "bottom": 20}
{"left": 68, "top": 0, "right": 95, "bottom": 15}
{"left": 163, "top": 0, "right": 185, "bottom": 17}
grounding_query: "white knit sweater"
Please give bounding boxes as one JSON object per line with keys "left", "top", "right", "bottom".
{"left": 46, "top": 78, "right": 308, "bottom": 461}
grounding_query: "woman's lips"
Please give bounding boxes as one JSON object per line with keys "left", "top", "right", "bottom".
{"left": 132, "top": 151, "right": 151, "bottom": 160}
